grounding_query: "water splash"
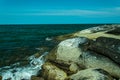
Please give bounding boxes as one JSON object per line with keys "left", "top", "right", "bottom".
{"left": 0, "top": 52, "right": 48, "bottom": 80}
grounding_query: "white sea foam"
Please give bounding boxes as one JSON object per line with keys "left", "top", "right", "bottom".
{"left": 0, "top": 52, "right": 48, "bottom": 80}
{"left": 45, "top": 37, "right": 53, "bottom": 41}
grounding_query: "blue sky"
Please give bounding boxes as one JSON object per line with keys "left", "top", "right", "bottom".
{"left": 0, "top": 0, "right": 120, "bottom": 24}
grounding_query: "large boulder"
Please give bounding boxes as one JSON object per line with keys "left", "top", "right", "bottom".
{"left": 42, "top": 62, "right": 67, "bottom": 80}
{"left": 46, "top": 37, "right": 120, "bottom": 78}
{"left": 43, "top": 25, "right": 120, "bottom": 79}
{"left": 47, "top": 37, "right": 89, "bottom": 62}
{"left": 88, "top": 37, "right": 120, "bottom": 65}
{"left": 68, "top": 68, "right": 113, "bottom": 80}
{"left": 78, "top": 51, "right": 120, "bottom": 78}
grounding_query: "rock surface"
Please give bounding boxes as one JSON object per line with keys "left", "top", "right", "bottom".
{"left": 107, "top": 27, "right": 120, "bottom": 35}
{"left": 68, "top": 68, "right": 113, "bottom": 80}
{"left": 0, "top": 76, "right": 2, "bottom": 80}
{"left": 89, "top": 37, "right": 120, "bottom": 65}
{"left": 42, "top": 62, "right": 67, "bottom": 80}
{"left": 55, "top": 25, "right": 120, "bottom": 41}
{"left": 41, "top": 25, "right": 120, "bottom": 80}
{"left": 46, "top": 37, "right": 120, "bottom": 78}
{"left": 31, "top": 76, "right": 44, "bottom": 80}
{"left": 78, "top": 51, "right": 120, "bottom": 78}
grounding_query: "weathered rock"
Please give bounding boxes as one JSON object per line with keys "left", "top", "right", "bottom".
{"left": 78, "top": 51, "right": 120, "bottom": 78}
{"left": 46, "top": 37, "right": 120, "bottom": 78}
{"left": 68, "top": 68, "right": 113, "bottom": 80}
{"left": 55, "top": 25, "right": 120, "bottom": 41}
{"left": 73, "top": 25, "right": 120, "bottom": 40}
{"left": 43, "top": 25, "right": 120, "bottom": 80}
{"left": 47, "top": 37, "right": 89, "bottom": 64}
{"left": 31, "top": 76, "right": 44, "bottom": 80}
{"left": 69, "top": 63, "right": 80, "bottom": 73}
{"left": 79, "top": 24, "right": 120, "bottom": 33}
{"left": 89, "top": 37, "right": 120, "bottom": 65}
{"left": 42, "top": 62, "right": 67, "bottom": 80}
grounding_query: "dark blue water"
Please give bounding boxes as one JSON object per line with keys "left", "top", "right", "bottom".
{"left": 0, "top": 24, "right": 102, "bottom": 67}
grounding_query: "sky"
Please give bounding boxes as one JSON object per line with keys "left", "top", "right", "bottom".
{"left": 0, "top": 0, "right": 120, "bottom": 24}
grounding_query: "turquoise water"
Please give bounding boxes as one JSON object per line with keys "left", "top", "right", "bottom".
{"left": 0, "top": 24, "right": 102, "bottom": 67}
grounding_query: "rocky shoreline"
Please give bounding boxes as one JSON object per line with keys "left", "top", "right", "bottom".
{"left": 1, "top": 25, "right": 120, "bottom": 80}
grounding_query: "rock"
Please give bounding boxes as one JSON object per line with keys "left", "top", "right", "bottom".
{"left": 0, "top": 76, "right": 2, "bottom": 80}
{"left": 55, "top": 25, "right": 120, "bottom": 41}
{"left": 42, "top": 62, "right": 67, "bottom": 80}
{"left": 68, "top": 68, "right": 113, "bottom": 80}
{"left": 43, "top": 25, "right": 120, "bottom": 79}
{"left": 31, "top": 76, "right": 44, "bottom": 80}
{"left": 73, "top": 25, "right": 120, "bottom": 40}
{"left": 79, "top": 24, "right": 120, "bottom": 33}
{"left": 69, "top": 63, "right": 79, "bottom": 73}
{"left": 47, "top": 37, "right": 89, "bottom": 64}
{"left": 34, "top": 46, "right": 50, "bottom": 58}
{"left": 55, "top": 33, "right": 76, "bottom": 41}
{"left": 107, "top": 27, "right": 120, "bottom": 35}
{"left": 78, "top": 51, "right": 120, "bottom": 78}
{"left": 46, "top": 37, "right": 120, "bottom": 78}
{"left": 88, "top": 37, "right": 120, "bottom": 65}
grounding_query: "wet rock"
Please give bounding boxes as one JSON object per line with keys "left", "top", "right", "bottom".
{"left": 31, "top": 76, "right": 44, "bottom": 80}
{"left": 42, "top": 62, "right": 67, "bottom": 80}
{"left": 88, "top": 37, "right": 120, "bottom": 65}
{"left": 0, "top": 76, "right": 2, "bottom": 80}
{"left": 68, "top": 68, "right": 113, "bottom": 80}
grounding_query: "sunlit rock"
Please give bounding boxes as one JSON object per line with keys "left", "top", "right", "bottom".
{"left": 42, "top": 62, "right": 67, "bottom": 80}
{"left": 68, "top": 68, "right": 113, "bottom": 80}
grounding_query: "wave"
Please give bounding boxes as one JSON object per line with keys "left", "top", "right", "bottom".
{"left": 0, "top": 52, "right": 48, "bottom": 80}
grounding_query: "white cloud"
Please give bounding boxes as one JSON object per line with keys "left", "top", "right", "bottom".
{"left": 1, "top": 7, "right": 120, "bottom": 17}
{"left": 8, "top": 9, "right": 111, "bottom": 17}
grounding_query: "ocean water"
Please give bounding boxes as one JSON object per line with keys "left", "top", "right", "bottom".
{"left": 0, "top": 24, "right": 102, "bottom": 80}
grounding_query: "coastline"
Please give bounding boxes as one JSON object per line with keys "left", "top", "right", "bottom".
{"left": 41, "top": 24, "right": 120, "bottom": 80}
{"left": 0, "top": 24, "right": 120, "bottom": 80}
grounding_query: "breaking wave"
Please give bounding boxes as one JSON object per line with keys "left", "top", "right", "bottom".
{"left": 0, "top": 52, "right": 48, "bottom": 80}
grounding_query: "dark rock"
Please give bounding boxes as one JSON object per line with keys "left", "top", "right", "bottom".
{"left": 0, "top": 76, "right": 2, "bottom": 80}
{"left": 78, "top": 51, "right": 120, "bottom": 78}
{"left": 31, "top": 76, "right": 44, "bottom": 80}
{"left": 88, "top": 37, "right": 120, "bottom": 65}
{"left": 107, "top": 27, "right": 120, "bottom": 35}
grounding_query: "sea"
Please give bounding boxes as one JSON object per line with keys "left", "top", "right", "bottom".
{"left": 0, "top": 24, "right": 103, "bottom": 80}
